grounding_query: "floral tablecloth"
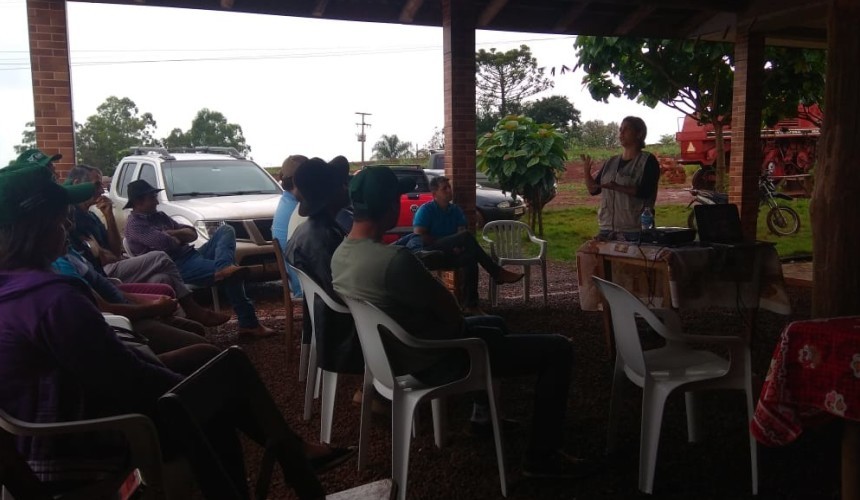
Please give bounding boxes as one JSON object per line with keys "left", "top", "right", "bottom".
{"left": 752, "top": 316, "right": 860, "bottom": 446}
{"left": 575, "top": 240, "right": 791, "bottom": 314}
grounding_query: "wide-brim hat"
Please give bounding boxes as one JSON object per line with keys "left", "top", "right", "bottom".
{"left": 123, "top": 179, "right": 163, "bottom": 209}
{"left": 0, "top": 165, "right": 95, "bottom": 225}
{"left": 295, "top": 157, "right": 351, "bottom": 217}
{"left": 13, "top": 148, "right": 62, "bottom": 169}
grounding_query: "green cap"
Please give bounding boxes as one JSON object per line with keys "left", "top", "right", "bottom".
{"left": 0, "top": 165, "right": 96, "bottom": 225}
{"left": 13, "top": 148, "right": 62, "bottom": 169}
{"left": 349, "top": 166, "right": 412, "bottom": 217}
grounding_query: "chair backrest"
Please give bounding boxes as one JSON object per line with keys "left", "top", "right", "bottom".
{"left": 290, "top": 266, "right": 349, "bottom": 315}
{"left": 482, "top": 220, "right": 536, "bottom": 259}
{"left": 591, "top": 276, "right": 656, "bottom": 377}
{"left": 122, "top": 237, "right": 136, "bottom": 257}
{"left": 340, "top": 296, "right": 401, "bottom": 390}
{"left": 271, "top": 238, "right": 290, "bottom": 293}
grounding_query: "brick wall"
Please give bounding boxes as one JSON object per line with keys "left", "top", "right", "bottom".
{"left": 729, "top": 29, "right": 765, "bottom": 240}
{"left": 26, "top": 0, "right": 75, "bottom": 179}
{"left": 442, "top": 0, "right": 477, "bottom": 228}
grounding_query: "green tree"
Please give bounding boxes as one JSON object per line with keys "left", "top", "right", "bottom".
{"left": 476, "top": 45, "right": 553, "bottom": 119}
{"left": 574, "top": 37, "right": 825, "bottom": 191}
{"left": 371, "top": 134, "right": 412, "bottom": 160}
{"left": 477, "top": 115, "right": 567, "bottom": 236}
{"left": 13, "top": 121, "right": 37, "bottom": 156}
{"left": 522, "top": 95, "right": 581, "bottom": 137}
{"left": 76, "top": 96, "right": 158, "bottom": 175}
{"left": 658, "top": 133, "right": 676, "bottom": 146}
{"left": 575, "top": 120, "right": 620, "bottom": 148}
{"left": 163, "top": 108, "right": 250, "bottom": 154}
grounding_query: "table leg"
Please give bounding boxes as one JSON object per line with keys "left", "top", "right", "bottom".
{"left": 843, "top": 420, "right": 860, "bottom": 500}
{"left": 598, "top": 256, "right": 614, "bottom": 357}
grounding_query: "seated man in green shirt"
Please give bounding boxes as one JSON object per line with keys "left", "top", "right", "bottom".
{"left": 331, "top": 166, "right": 586, "bottom": 479}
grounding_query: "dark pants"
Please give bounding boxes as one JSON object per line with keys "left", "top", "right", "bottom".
{"left": 424, "top": 232, "right": 503, "bottom": 307}
{"left": 416, "top": 315, "right": 573, "bottom": 456}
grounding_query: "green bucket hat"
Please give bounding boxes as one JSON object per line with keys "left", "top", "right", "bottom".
{"left": 13, "top": 148, "right": 62, "bottom": 169}
{"left": 349, "top": 166, "right": 411, "bottom": 217}
{"left": 0, "top": 165, "right": 96, "bottom": 225}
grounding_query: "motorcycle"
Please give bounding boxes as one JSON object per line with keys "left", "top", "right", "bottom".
{"left": 686, "top": 174, "right": 801, "bottom": 236}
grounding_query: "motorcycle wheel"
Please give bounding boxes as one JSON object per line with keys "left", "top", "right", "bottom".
{"left": 766, "top": 206, "right": 801, "bottom": 236}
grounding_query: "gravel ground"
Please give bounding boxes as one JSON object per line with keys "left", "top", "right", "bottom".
{"left": 201, "top": 261, "right": 839, "bottom": 500}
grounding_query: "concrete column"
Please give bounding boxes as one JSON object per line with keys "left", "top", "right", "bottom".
{"left": 26, "top": 0, "right": 75, "bottom": 178}
{"left": 442, "top": 0, "right": 477, "bottom": 228}
{"left": 728, "top": 28, "right": 765, "bottom": 240}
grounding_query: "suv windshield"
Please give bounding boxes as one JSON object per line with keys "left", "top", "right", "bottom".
{"left": 162, "top": 160, "right": 280, "bottom": 199}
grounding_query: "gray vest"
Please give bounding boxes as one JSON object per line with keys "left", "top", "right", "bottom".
{"left": 597, "top": 152, "right": 657, "bottom": 232}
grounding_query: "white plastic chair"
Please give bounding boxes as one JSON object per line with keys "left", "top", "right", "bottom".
{"left": 0, "top": 408, "right": 170, "bottom": 500}
{"left": 481, "top": 220, "right": 547, "bottom": 305}
{"left": 592, "top": 276, "right": 758, "bottom": 495}
{"left": 122, "top": 237, "right": 220, "bottom": 312}
{"left": 290, "top": 266, "right": 351, "bottom": 444}
{"left": 341, "top": 296, "right": 507, "bottom": 500}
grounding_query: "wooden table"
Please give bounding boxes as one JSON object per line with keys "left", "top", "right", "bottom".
{"left": 751, "top": 316, "right": 860, "bottom": 500}
{"left": 576, "top": 240, "right": 791, "bottom": 352}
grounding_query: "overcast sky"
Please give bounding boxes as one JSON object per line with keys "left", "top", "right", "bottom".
{"left": 0, "top": 1, "right": 684, "bottom": 169}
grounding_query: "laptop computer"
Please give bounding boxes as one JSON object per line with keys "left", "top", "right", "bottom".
{"left": 694, "top": 203, "right": 746, "bottom": 245}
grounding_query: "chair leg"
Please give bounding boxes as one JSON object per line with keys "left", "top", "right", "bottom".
{"left": 605, "top": 357, "right": 627, "bottom": 454}
{"left": 358, "top": 367, "right": 374, "bottom": 471}
{"left": 541, "top": 260, "right": 548, "bottom": 306}
{"left": 298, "top": 342, "right": 310, "bottom": 381}
{"left": 392, "top": 396, "right": 420, "bottom": 500}
{"left": 490, "top": 277, "right": 498, "bottom": 307}
{"left": 303, "top": 338, "right": 318, "bottom": 421}
{"left": 523, "top": 266, "right": 531, "bottom": 303}
{"left": 431, "top": 398, "right": 447, "bottom": 449}
{"left": 210, "top": 286, "right": 220, "bottom": 312}
{"left": 684, "top": 391, "right": 702, "bottom": 443}
{"left": 744, "top": 352, "right": 759, "bottom": 495}
{"left": 486, "top": 379, "right": 508, "bottom": 497}
{"left": 320, "top": 371, "right": 339, "bottom": 444}
{"left": 639, "top": 384, "right": 670, "bottom": 495}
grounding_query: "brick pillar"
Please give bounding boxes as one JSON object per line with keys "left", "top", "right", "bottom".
{"left": 442, "top": 0, "right": 477, "bottom": 228}
{"left": 26, "top": 0, "right": 75, "bottom": 179}
{"left": 728, "top": 29, "right": 765, "bottom": 241}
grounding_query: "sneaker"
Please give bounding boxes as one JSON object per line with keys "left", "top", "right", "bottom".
{"left": 521, "top": 450, "right": 597, "bottom": 480}
{"left": 469, "top": 418, "right": 523, "bottom": 438}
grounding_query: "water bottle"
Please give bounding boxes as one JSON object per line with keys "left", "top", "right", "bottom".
{"left": 640, "top": 206, "right": 655, "bottom": 232}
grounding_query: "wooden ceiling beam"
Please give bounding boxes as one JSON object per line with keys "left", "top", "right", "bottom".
{"left": 554, "top": 1, "right": 590, "bottom": 32}
{"left": 478, "top": 0, "right": 509, "bottom": 27}
{"left": 398, "top": 0, "right": 424, "bottom": 23}
{"left": 614, "top": 4, "right": 657, "bottom": 35}
{"left": 220, "top": 0, "right": 233, "bottom": 8}
{"left": 312, "top": 0, "right": 329, "bottom": 17}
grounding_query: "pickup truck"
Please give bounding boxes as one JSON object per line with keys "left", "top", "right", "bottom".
{"left": 108, "top": 147, "right": 283, "bottom": 280}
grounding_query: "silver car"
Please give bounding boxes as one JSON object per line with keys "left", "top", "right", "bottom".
{"left": 108, "top": 147, "right": 282, "bottom": 280}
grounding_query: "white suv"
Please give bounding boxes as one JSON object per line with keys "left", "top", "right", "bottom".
{"left": 109, "top": 147, "right": 282, "bottom": 280}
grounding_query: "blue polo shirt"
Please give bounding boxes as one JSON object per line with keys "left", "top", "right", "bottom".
{"left": 413, "top": 201, "right": 466, "bottom": 240}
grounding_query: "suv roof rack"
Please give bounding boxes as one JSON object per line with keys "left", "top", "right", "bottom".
{"left": 128, "top": 147, "right": 175, "bottom": 160}
{"left": 167, "top": 146, "right": 245, "bottom": 159}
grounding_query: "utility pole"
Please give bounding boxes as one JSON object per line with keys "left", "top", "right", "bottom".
{"left": 355, "top": 112, "right": 372, "bottom": 166}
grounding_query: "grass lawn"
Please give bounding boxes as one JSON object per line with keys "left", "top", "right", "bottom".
{"left": 540, "top": 198, "right": 812, "bottom": 262}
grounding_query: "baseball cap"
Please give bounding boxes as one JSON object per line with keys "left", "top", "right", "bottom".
{"left": 349, "top": 166, "right": 410, "bottom": 218}
{"left": 13, "top": 148, "right": 62, "bottom": 169}
{"left": 0, "top": 165, "right": 95, "bottom": 225}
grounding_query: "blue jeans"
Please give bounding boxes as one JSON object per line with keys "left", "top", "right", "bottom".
{"left": 175, "top": 225, "right": 258, "bottom": 328}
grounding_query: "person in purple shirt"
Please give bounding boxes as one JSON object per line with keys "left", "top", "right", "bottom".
{"left": 413, "top": 174, "right": 523, "bottom": 315}
{"left": 123, "top": 179, "right": 275, "bottom": 338}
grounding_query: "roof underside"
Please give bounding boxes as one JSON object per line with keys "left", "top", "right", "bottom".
{"left": 72, "top": 0, "right": 828, "bottom": 47}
